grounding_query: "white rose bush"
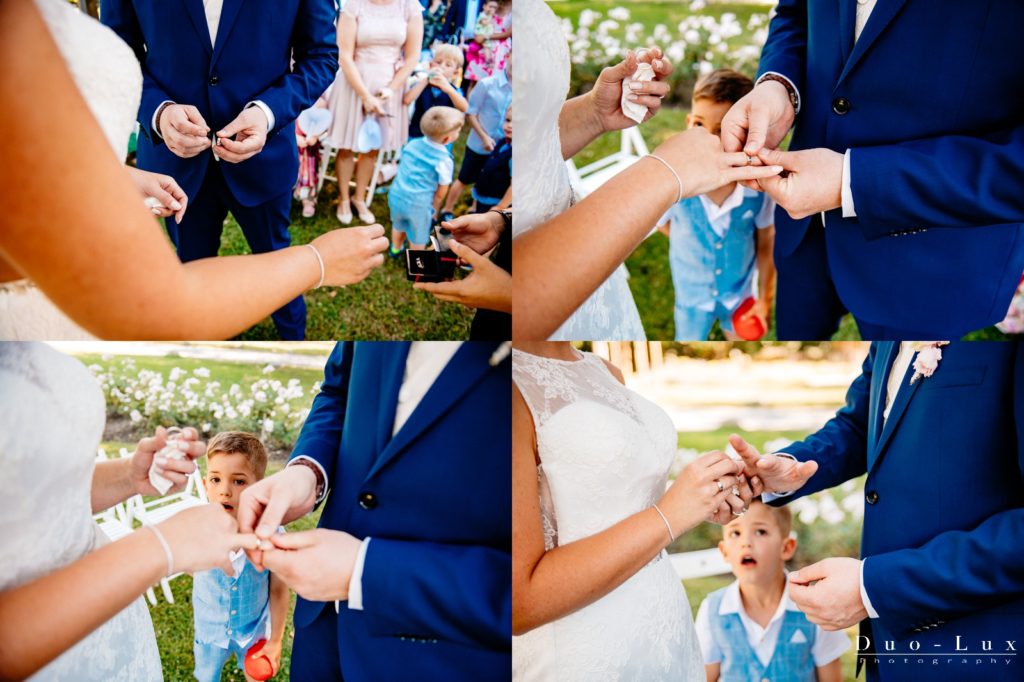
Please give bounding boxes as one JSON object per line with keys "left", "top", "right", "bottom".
{"left": 88, "top": 357, "right": 320, "bottom": 447}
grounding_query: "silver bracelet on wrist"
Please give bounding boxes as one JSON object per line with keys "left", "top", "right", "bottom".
{"left": 652, "top": 503, "right": 676, "bottom": 543}
{"left": 145, "top": 524, "right": 174, "bottom": 577}
{"left": 646, "top": 154, "right": 684, "bottom": 204}
{"left": 306, "top": 243, "right": 325, "bottom": 289}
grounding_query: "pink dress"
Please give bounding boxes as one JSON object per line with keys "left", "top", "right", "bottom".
{"left": 327, "top": 0, "right": 418, "bottom": 152}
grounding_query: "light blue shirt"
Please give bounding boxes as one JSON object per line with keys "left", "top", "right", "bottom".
{"left": 390, "top": 136, "right": 454, "bottom": 208}
{"left": 466, "top": 68, "right": 512, "bottom": 154}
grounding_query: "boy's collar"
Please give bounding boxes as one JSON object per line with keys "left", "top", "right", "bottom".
{"left": 424, "top": 136, "right": 450, "bottom": 151}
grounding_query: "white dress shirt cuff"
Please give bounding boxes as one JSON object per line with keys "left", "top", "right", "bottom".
{"left": 860, "top": 558, "right": 880, "bottom": 618}
{"left": 756, "top": 71, "right": 801, "bottom": 114}
{"left": 841, "top": 149, "right": 857, "bottom": 218}
{"left": 286, "top": 455, "right": 329, "bottom": 506}
{"left": 346, "top": 537, "right": 371, "bottom": 611}
{"left": 246, "top": 100, "right": 275, "bottom": 132}
{"left": 760, "top": 452, "right": 797, "bottom": 502}
{"left": 152, "top": 100, "right": 175, "bottom": 138}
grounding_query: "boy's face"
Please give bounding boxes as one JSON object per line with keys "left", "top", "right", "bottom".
{"left": 686, "top": 97, "right": 734, "bottom": 138}
{"left": 204, "top": 452, "right": 259, "bottom": 519}
{"left": 502, "top": 108, "right": 512, "bottom": 139}
{"left": 431, "top": 56, "right": 460, "bottom": 81}
{"left": 718, "top": 502, "right": 795, "bottom": 585}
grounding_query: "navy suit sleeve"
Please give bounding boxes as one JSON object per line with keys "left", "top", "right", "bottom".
{"left": 361, "top": 539, "right": 511, "bottom": 651}
{"left": 863, "top": 344, "right": 1024, "bottom": 639}
{"left": 755, "top": 0, "right": 807, "bottom": 94}
{"left": 851, "top": 126, "right": 1024, "bottom": 237}
{"left": 288, "top": 342, "right": 354, "bottom": 484}
{"left": 768, "top": 344, "right": 873, "bottom": 505}
{"left": 101, "top": 0, "right": 173, "bottom": 142}
{"left": 253, "top": 0, "right": 339, "bottom": 137}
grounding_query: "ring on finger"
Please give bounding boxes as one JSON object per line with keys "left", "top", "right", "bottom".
{"left": 716, "top": 479, "right": 724, "bottom": 493}
{"left": 731, "top": 485, "right": 740, "bottom": 497}
{"left": 731, "top": 508, "right": 747, "bottom": 517}
{"left": 745, "top": 155, "right": 754, "bottom": 166}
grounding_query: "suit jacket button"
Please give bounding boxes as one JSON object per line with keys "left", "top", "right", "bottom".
{"left": 832, "top": 97, "right": 850, "bottom": 114}
{"left": 209, "top": 75, "right": 219, "bottom": 86}
{"left": 865, "top": 490, "right": 879, "bottom": 504}
{"left": 358, "top": 491, "right": 378, "bottom": 509}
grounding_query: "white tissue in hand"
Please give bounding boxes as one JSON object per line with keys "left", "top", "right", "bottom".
{"left": 148, "top": 440, "right": 185, "bottom": 495}
{"left": 621, "top": 62, "right": 655, "bottom": 124}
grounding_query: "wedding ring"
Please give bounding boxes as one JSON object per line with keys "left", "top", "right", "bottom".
{"left": 732, "top": 485, "right": 740, "bottom": 497}
{"left": 732, "top": 508, "right": 747, "bottom": 517}
{"left": 745, "top": 155, "right": 754, "bottom": 166}
{"left": 716, "top": 479, "right": 724, "bottom": 493}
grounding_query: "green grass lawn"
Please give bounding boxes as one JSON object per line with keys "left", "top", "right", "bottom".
{"left": 550, "top": 0, "right": 770, "bottom": 32}
{"left": 202, "top": 131, "right": 478, "bottom": 341}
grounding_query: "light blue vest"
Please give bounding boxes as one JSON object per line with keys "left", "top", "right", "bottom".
{"left": 192, "top": 558, "right": 270, "bottom": 648}
{"left": 668, "top": 192, "right": 763, "bottom": 310}
{"left": 390, "top": 136, "right": 452, "bottom": 210}
{"left": 706, "top": 587, "right": 817, "bottom": 682}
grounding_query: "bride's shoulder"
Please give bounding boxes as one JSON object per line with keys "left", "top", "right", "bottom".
{"left": 591, "top": 354, "right": 625, "bottom": 385}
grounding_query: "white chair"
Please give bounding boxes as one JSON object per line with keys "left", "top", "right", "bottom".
{"left": 126, "top": 447, "right": 208, "bottom": 604}
{"left": 668, "top": 548, "right": 732, "bottom": 580}
{"left": 565, "top": 127, "right": 650, "bottom": 199}
{"left": 93, "top": 449, "right": 158, "bottom": 605}
{"left": 317, "top": 142, "right": 403, "bottom": 203}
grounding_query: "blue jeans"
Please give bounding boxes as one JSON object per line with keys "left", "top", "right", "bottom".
{"left": 193, "top": 638, "right": 248, "bottom": 682}
{"left": 674, "top": 300, "right": 736, "bottom": 341}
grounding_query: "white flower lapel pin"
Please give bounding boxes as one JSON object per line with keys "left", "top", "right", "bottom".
{"left": 909, "top": 342, "right": 950, "bottom": 385}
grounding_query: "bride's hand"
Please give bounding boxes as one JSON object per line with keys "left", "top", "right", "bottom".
{"left": 130, "top": 426, "right": 206, "bottom": 497}
{"left": 126, "top": 166, "right": 188, "bottom": 224}
{"left": 155, "top": 504, "right": 259, "bottom": 574}
{"left": 309, "top": 224, "right": 389, "bottom": 286}
{"left": 587, "top": 47, "right": 673, "bottom": 132}
{"left": 650, "top": 127, "right": 784, "bottom": 199}
{"left": 657, "top": 451, "right": 743, "bottom": 535}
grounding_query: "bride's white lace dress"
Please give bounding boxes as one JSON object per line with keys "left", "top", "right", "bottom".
{"left": 0, "top": 0, "right": 142, "bottom": 340}
{"left": 512, "top": 0, "right": 646, "bottom": 341}
{"left": 0, "top": 343, "right": 162, "bottom": 680}
{"left": 512, "top": 349, "right": 703, "bottom": 681}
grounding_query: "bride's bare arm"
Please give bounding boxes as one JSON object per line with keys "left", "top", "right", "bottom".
{"left": 0, "top": 2, "right": 386, "bottom": 340}
{"left": 512, "top": 129, "right": 783, "bottom": 340}
{"left": 512, "top": 385, "right": 740, "bottom": 635}
{"left": 0, "top": 505, "right": 251, "bottom": 680}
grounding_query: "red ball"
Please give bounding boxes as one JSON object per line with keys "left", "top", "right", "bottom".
{"left": 244, "top": 640, "right": 274, "bottom": 681}
{"left": 732, "top": 297, "right": 766, "bottom": 341}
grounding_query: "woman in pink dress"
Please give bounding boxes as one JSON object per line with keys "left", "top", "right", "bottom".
{"left": 327, "top": 0, "right": 423, "bottom": 225}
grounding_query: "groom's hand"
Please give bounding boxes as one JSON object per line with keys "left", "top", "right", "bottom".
{"left": 158, "top": 104, "right": 212, "bottom": 159}
{"left": 262, "top": 529, "right": 362, "bottom": 601}
{"left": 729, "top": 433, "right": 817, "bottom": 494}
{"left": 237, "top": 465, "right": 318, "bottom": 569}
{"left": 755, "top": 147, "right": 844, "bottom": 219}
{"left": 215, "top": 106, "right": 269, "bottom": 163}
{"left": 129, "top": 426, "right": 205, "bottom": 496}
{"left": 720, "top": 80, "right": 795, "bottom": 155}
{"left": 788, "top": 557, "right": 868, "bottom": 630}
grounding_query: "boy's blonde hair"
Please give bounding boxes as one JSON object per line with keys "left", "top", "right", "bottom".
{"left": 421, "top": 106, "right": 465, "bottom": 139}
{"left": 725, "top": 499, "right": 793, "bottom": 538}
{"left": 432, "top": 43, "right": 464, "bottom": 67}
{"left": 206, "top": 431, "right": 268, "bottom": 479}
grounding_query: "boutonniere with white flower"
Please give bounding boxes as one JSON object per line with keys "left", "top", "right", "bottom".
{"left": 909, "top": 342, "right": 950, "bottom": 384}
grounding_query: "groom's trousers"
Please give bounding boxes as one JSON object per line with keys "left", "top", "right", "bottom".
{"left": 290, "top": 607, "right": 345, "bottom": 680}
{"left": 164, "top": 156, "right": 306, "bottom": 340}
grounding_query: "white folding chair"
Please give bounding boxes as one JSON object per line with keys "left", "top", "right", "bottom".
{"left": 318, "top": 142, "right": 403, "bottom": 199}
{"left": 565, "top": 127, "right": 651, "bottom": 199}
{"left": 668, "top": 547, "right": 732, "bottom": 580}
{"left": 93, "top": 448, "right": 158, "bottom": 605}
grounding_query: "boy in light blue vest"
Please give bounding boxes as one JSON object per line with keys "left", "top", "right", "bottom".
{"left": 656, "top": 69, "right": 777, "bottom": 340}
{"left": 695, "top": 501, "right": 849, "bottom": 682}
{"left": 388, "top": 106, "right": 465, "bottom": 255}
{"left": 193, "top": 432, "right": 289, "bottom": 681}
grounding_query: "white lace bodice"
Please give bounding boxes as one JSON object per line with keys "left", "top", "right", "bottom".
{"left": 511, "top": 348, "right": 703, "bottom": 681}
{"left": 0, "top": 344, "right": 161, "bottom": 681}
{"left": 0, "top": 1, "right": 143, "bottom": 341}
{"left": 34, "top": 0, "right": 141, "bottom": 161}
{"left": 512, "top": 0, "right": 645, "bottom": 341}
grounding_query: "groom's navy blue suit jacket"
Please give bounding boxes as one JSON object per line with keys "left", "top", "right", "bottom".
{"left": 758, "top": 0, "right": 1024, "bottom": 335}
{"left": 778, "top": 341, "right": 1024, "bottom": 682}
{"left": 103, "top": 0, "right": 338, "bottom": 207}
{"left": 289, "top": 342, "right": 511, "bottom": 680}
